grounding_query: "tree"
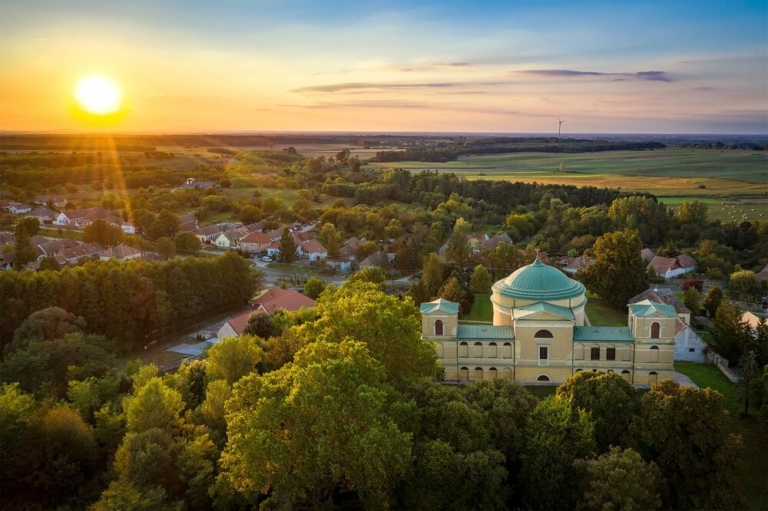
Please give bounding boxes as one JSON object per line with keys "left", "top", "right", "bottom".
{"left": 146, "top": 210, "right": 181, "bottom": 241}
{"left": 242, "top": 310, "right": 273, "bottom": 339}
{"left": 436, "top": 276, "right": 466, "bottom": 310}
{"left": 318, "top": 223, "right": 342, "bottom": 259}
{"left": 683, "top": 286, "right": 702, "bottom": 315}
{"left": 239, "top": 205, "right": 262, "bottom": 225}
{"left": 737, "top": 350, "right": 761, "bottom": 416}
{"left": 278, "top": 227, "right": 298, "bottom": 263}
{"left": 174, "top": 232, "right": 201, "bottom": 254}
{"left": 83, "top": 219, "right": 123, "bottom": 247}
{"left": 38, "top": 256, "right": 61, "bottom": 271}
{"left": 703, "top": 285, "right": 724, "bottom": 318}
{"left": 728, "top": 270, "right": 763, "bottom": 301}
{"left": 445, "top": 217, "right": 472, "bottom": 265}
{"left": 6, "top": 306, "right": 87, "bottom": 355}
{"left": 16, "top": 217, "right": 40, "bottom": 236}
{"left": 713, "top": 298, "right": 749, "bottom": 360}
{"left": 303, "top": 276, "right": 326, "bottom": 299}
{"left": 574, "top": 447, "right": 662, "bottom": 511}
{"left": 520, "top": 397, "right": 596, "bottom": 510}
{"left": 555, "top": 371, "right": 640, "bottom": 452}
{"left": 304, "top": 282, "right": 440, "bottom": 389}
{"left": 421, "top": 252, "right": 445, "bottom": 300}
{"left": 155, "top": 237, "right": 176, "bottom": 260}
{"left": 206, "top": 335, "right": 263, "bottom": 385}
{"left": 217, "top": 340, "right": 411, "bottom": 509}
{"left": 13, "top": 220, "right": 36, "bottom": 269}
{"left": 348, "top": 266, "right": 387, "bottom": 287}
{"left": 470, "top": 264, "right": 492, "bottom": 294}
{"left": 629, "top": 381, "right": 742, "bottom": 510}
{"left": 581, "top": 229, "right": 647, "bottom": 308}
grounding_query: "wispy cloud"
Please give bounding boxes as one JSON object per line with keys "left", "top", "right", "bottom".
{"left": 291, "top": 80, "right": 514, "bottom": 93}
{"left": 517, "top": 69, "right": 672, "bottom": 82}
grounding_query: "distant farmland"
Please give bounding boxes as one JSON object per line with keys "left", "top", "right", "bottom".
{"left": 366, "top": 148, "right": 768, "bottom": 222}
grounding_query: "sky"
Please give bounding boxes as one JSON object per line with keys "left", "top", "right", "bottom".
{"left": 1, "top": 0, "right": 767, "bottom": 134}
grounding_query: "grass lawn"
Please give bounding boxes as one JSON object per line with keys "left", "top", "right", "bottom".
{"left": 462, "top": 293, "right": 493, "bottom": 322}
{"left": 584, "top": 298, "right": 627, "bottom": 326}
{"left": 674, "top": 362, "right": 768, "bottom": 509}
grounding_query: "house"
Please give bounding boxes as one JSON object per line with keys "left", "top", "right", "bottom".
{"left": 35, "top": 238, "right": 80, "bottom": 261}
{"left": 562, "top": 255, "right": 595, "bottom": 274}
{"left": 175, "top": 178, "right": 219, "bottom": 191}
{"left": 421, "top": 257, "right": 675, "bottom": 386}
{"left": 297, "top": 239, "right": 327, "bottom": 262}
{"left": 6, "top": 202, "right": 32, "bottom": 215}
{"left": 641, "top": 248, "right": 656, "bottom": 263}
{"left": 57, "top": 242, "right": 105, "bottom": 264}
{"left": 100, "top": 244, "right": 142, "bottom": 261}
{"left": 326, "top": 242, "right": 356, "bottom": 272}
{"left": 647, "top": 254, "right": 698, "bottom": 279}
{"left": 26, "top": 206, "right": 57, "bottom": 223}
{"left": 743, "top": 311, "right": 768, "bottom": 330}
{"left": 483, "top": 233, "right": 513, "bottom": 250}
{"left": 120, "top": 222, "right": 137, "bottom": 235}
{"left": 54, "top": 207, "right": 117, "bottom": 228}
{"left": 214, "top": 228, "right": 249, "bottom": 249}
{"left": 628, "top": 288, "right": 707, "bottom": 362}
{"left": 240, "top": 231, "right": 272, "bottom": 254}
{"left": 358, "top": 252, "right": 389, "bottom": 269}
{"left": 34, "top": 195, "right": 67, "bottom": 208}
{"left": 216, "top": 310, "right": 253, "bottom": 339}
{"left": 249, "top": 288, "right": 316, "bottom": 315}
{"left": 0, "top": 251, "right": 15, "bottom": 271}
{"left": 193, "top": 224, "right": 225, "bottom": 244}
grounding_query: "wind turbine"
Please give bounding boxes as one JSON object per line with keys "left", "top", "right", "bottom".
{"left": 557, "top": 117, "right": 565, "bottom": 139}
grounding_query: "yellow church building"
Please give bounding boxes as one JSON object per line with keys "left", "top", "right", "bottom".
{"left": 420, "top": 257, "right": 674, "bottom": 386}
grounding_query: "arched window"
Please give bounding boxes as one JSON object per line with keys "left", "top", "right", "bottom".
{"left": 648, "top": 371, "right": 658, "bottom": 385}
{"left": 651, "top": 322, "right": 660, "bottom": 339}
{"left": 535, "top": 329, "right": 553, "bottom": 339}
{"left": 503, "top": 342, "right": 512, "bottom": 359}
{"left": 474, "top": 367, "right": 483, "bottom": 380}
{"left": 459, "top": 367, "right": 469, "bottom": 381}
{"left": 649, "top": 345, "right": 659, "bottom": 363}
{"left": 489, "top": 342, "right": 498, "bottom": 358}
{"left": 575, "top": 368, "right": 583, "bottom": 373}
{"left": 434, "top": 319, "right": 443, "bottom": 336}
{"left": 474, "top": 342, "right": 483, "bottom": 358}
{"left": 489, "top": 367, "right": 498, "bottom": 380}
{"left": 459, "top": 342, "right": 468, "bottom": 358}
{"left": 621, "top": 370, "right": 631, "bottom": 382}
{"left": 537, "top": 375, "right": 551, "bottom": 382}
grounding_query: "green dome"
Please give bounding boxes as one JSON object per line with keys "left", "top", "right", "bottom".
{"left": 492, "top": 258, "right": 585, "bottom": 301}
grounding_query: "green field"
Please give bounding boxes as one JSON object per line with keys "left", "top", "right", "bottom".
{"left": 585, "top": 298, "right": 628, "bottom": 326}
{"left": 366, "top": 149, "right": 768, "bottom": 218}
{"left": 462, "top": 293, "right": 493, "bottom": 322}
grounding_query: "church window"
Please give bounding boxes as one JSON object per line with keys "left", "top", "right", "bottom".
{"left": 649, "top": 345, "right": 659, "bottom": 363}
{"left": 535, "top": 329, "right": 553, "bottom": 338}
{"left": 474, "top": 342, "right": 483, "bottom": 357}
{"left": 434, "top": 319, "right": 443, "bottom": 336}
{"left": 474, "top": 367, "right": 483, "bottom": 380}
{"left": 489, "top": 342, "right": 498, "bottom": 358}
{"left": 537, "top": 375, "right": 550, "bottom": 382}
{"left": 459, "top": 367, "right": 469, "bottom": 381}
{"left": 489, "top": 367, "right": 498, "bottom": 380}
{"left": 502, "top": 342, "right": 512, "bottom": 359}
{"left": 539, "top": 346, "right": 549, "bottom": 366}
{"left": 459, "top": 342, "right": 468, "bottom": 358}
{"left": 648, "top": 371, "right": 658, "bottom": 385}
{"left": 651, "top": 322, "right": 660, "bottom": 339}
{"left": 606, "top": 347, "right": 616, "bottom": 361}
{"left": 590, "top": 347, "right": 600, "bottom": 360}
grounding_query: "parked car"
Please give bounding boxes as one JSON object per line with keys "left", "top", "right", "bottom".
{"left": 261, "top": 256, "right": 272, "bottom": 263}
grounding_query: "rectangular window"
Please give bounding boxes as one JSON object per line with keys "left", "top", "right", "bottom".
{"left": 539, "top": 346, "right": 549, "bottom": 366}
{"left": 606, "top": 348, "right": 616, "bottom": 361}
{"left": 590, "top": 347, "right": 600, "bottom": 360}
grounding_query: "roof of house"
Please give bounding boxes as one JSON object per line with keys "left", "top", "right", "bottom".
{"left": 629, "top": 300, "right": 678, "bottom": 318}
{"left": 676, "top": 254, "right": 698, "bottom": 269}
{"left": 178, "top": 212, "right": 197, "bottom": 224}
{"left": 359, "top": 252, "right": 388, "bottom": 268}
{"left": 647, "top": 256, "right": 678, "bottom": 274}
{"left": 27, "top": 206, "right": 57, "bottom": 218}
{"left": 457, "top": 325, "right": 515, "bottom": 340}
{"left": 194, "top": 224, "right": 225, "bottom": 236}
{"left": 294, "top": 231, "right": 315, "bottom": 243}
{"left": 59, "top": 242, "right": 104, "bottom": 261}
{"left": 564, "top": 255, "right": 595, "bottom": 272}
{"left": 640, "top": 248, "right": 656, "bottom": 262}
{"left": 743, "top": 311, "right": 768, "bottom": 330}
{"left": 300, "top": 239, "right": 327, "bottom": 254}
{"left": 573, "top": 326, "right": 635, "bottom": 342}
{"left": 250, "top": 288, "right": 316, "bottom": 314}
{"left": 37, "top": 238, "right": 79, "bottom": 255}
{"left": 241, "top": 231, "right": 272, "bottom": 244}
{"left": 483, "top": 233, "right": 513, "bottom": 250}
{"left": 223, "top": 310, "right": 253, "bottom": 336}
{"left": 420, "top": 298, "right": 460, "bottom": 315}
{"left": 628, "top": 287, "right": 691, "bottom": 315}
{"left": 101, "top": 244, "right": 141, "bottom": 259}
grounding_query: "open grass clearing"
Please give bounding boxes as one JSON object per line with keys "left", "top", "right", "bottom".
{"left": 584, "top": 297, "right": 627, "bottom": 326}
{"left": 461, "top": 293, "right": 493, "bottom": 323}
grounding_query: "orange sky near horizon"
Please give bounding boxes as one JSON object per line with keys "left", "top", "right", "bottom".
{"left": 1, "top": 1, "right": 766, "bottom": 134}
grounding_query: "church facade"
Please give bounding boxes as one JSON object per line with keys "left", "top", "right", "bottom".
{"left": 420, "top": 258, "right": 675, "bottom": 386}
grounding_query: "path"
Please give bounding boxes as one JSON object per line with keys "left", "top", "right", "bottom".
{"left": 673, "top": 371, "right": 700, "bottom": 388}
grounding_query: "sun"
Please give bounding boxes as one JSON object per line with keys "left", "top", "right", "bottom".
{"left": 74, "top": 76, "right": 122, "bottom": 115}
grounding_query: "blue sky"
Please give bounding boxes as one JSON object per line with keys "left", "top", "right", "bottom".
{"left": 1, "top": 0, "right": 766, "bottom": 133}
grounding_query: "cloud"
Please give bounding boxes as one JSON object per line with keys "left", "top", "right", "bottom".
{"left": 517, "top": 69, "right": 672, "bottom": 82}
{"left": 290, "top": 80, "right": 514, "bottom": 93}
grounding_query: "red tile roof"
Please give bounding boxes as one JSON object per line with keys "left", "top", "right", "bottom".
{"left": 250, "top": 288, "right": 315, "bottom": 315}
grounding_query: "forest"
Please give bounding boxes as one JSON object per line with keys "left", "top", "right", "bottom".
{"left": 0, "top": 280, "right": 756, "bottom": 510}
